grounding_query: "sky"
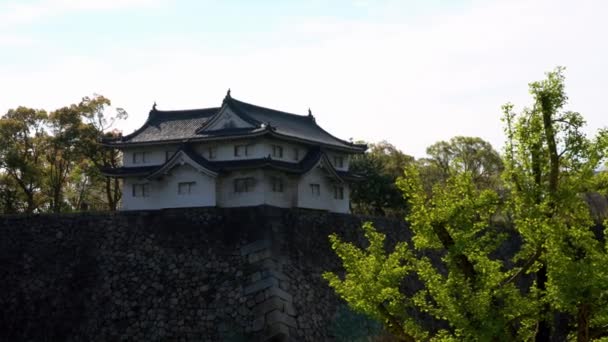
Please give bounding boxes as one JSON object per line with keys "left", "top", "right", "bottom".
{"left": 1, "top": 0, "right": 606, "bottom": 157}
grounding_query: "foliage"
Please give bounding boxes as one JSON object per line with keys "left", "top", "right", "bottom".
{"left": 350, "top": 141, "right": 414, "bottom": 217}
{"left": 502, "top": 66, "right": 608, "bottom": 341}
{"left": 0, "top": 107, "right": 48, "bottom": 212}
{"left": 325, "top": 67, "right": 608, "bottom": 341}
{"left": 418, "top": 136, "right": 503, "bottom": 194}
{"left": 0, "top": 95, "right": 126, "bottom": 213}
{"left": 75, "top": 95, "right": 126, "bottom": 211}
{"left": 591, "top": 170, "right": 608, "bottom": 197}
{"left": 325, "top": 171, "right": 536, "bottom": 341}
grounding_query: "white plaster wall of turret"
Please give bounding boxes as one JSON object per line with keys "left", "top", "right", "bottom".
{"left": 216, "top": 169, "right": 300, "bottom": 209}
{"left": 296, "top": 166, "right": 350, "bottom": 213}
{"left": 324, "top": 150, "right": 352, "bottom": 171}
{"left": 193, "top": 138, "right": 308, "bottom": 163}
{"left": 262, "top": 170, "right": 299, "bottom": 208}
{"left": 121, "top": 140, "right": 352, "bottom": 172}
{"left": 216, "top": 169, "right": 266, "bottom": 208}
{"left": 121, "top": 164, "right": 216, "bottom": 210}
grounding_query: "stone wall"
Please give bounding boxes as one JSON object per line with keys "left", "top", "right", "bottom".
{"left": 0, "top": 206, "right": 408, "bottom": 341}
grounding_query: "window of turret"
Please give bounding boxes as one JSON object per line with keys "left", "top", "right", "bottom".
{"left": 132, "top": 183, "right": 149, "bottom": 197}
{"left": 271, "top": 177, "right": 284, "bottom": 192}
{"left": 334, "top": 156, "right": 344, "bottom": 168}
{"left": 178, "top": 182, "right": 195, "bottom": 195}
{"left": 234, "top": 178, "right": 254, "bottom": 193}
{"left": 234, "top": 144, "right": 250, "bottom": 157}
{"left": 310, "top": 184, "right": 320, "bottom": 196}
{"left": 208, "top": 147, "right": 217, "bottom": 160}
{"left": 133, "top": 152, "right": 147, "bottom": 164}
{"left": 333, "top": 186, "right": 344, "bottom": 200}
{"left": 272, "top": 145, "right": 283, "bottom": 158}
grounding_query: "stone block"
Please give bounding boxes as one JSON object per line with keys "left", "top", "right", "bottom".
{"left": 253, "top": 296, "right": 285, "bottom": 316}
{"left": 248, "top": 249, "right": 272, "bottom": 263}
{"left": 266, "top": 309, "right": 297, "bottom": 328}
{"left": 284, "top": 302, "right": 297, "bottom": 316}
{"left": 252, "top": 316, "right": 265, "bottom": 332}
{"left": 261, "top": 269, "right": 289, "bottom": 281}
{"left": 265, "top": 286, "right": 293, "bottom": 302}
{"left": 262, "top": 322, "right": 290, "bottom": 341}
{"left": 250, "top": 272, "right": 262, "bottom": 282}
{"left": 244, "top": 277, "right": 279, "bottom": 295}
{"left": 240, "top": 239, "right": 271, "bottom": 256}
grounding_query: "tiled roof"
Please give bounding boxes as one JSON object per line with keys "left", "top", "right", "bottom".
{"left": 227, "top": 98, "right": 360, "bottom": 150}
{"left": 104, "top": 95, "right": 366, "bottom": 152}
{"left": 123, "top": 108, "right": 219, "bottom": 143}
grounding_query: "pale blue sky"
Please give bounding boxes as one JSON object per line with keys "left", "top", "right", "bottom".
{"left": 1, "top": 0, "right": 606, "bottom": 157}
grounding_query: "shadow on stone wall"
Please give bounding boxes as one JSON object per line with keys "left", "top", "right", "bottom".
{"left": 0, "top": 206, "right": 408, "bottom": 341}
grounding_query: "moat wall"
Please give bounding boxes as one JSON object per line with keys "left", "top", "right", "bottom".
{"left": 0, "top": 206, "right": 410, "bottom": 341}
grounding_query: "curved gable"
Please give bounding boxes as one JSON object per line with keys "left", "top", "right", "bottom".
{"left": 147, "top": 150, "right": 218, "bottom": 180}
{"left": 301, "top": 152, "right": 345, "bottom": 184}
{"left": 198, "top": 105, "right": 258, "bottom": 132}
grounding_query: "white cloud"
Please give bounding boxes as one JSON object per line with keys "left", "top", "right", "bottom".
{"left": 0, "top": 0, "right": 606, "bottom": 157}
{"left": 0, "top": 0, "right": 164, "bottom": 27}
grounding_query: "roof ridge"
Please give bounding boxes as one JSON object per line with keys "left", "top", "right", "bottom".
{"left": 230, "top": 97, "right": 365, "bottom": 149}
{"left": 230, "top": 98, "right": 313, "bottom": 121}
{"left": 152, "top": 107, "right": 220, "bottom": 115}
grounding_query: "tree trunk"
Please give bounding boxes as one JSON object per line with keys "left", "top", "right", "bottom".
{"left": 540, "top": 97, "right": 559, "bottom": 198}
{"left": 577, "top": 303, "right": 590, "bottom": 342}
{"left": 533, "top": 94, "right": 560, "bottom": 342}
{"left": 105, "top": 177, "right": 114, "bottom": 211}
{"left": 113, "top": 178, "right": 120, "bottom": 211}
{"left": 25, "top": 191, "right": 35, "bottom": 214}
{"left": 535, "top": 265, "right": 551, "bottom": 342}
{"left": 52, "top": 188, "right": 62, "bottom": 213}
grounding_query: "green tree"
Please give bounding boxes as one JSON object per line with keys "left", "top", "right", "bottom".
{"left": 44, "top": 105, "right": 86, "bottom": 212}
{"left": 76, "top": 94, "right": 126, "bottom": 211}
{"left": 0, "top": 172, "right": 22, "bottom": 214}
{"left": 0, "top": 95, "right": 125, "bottom": 213}
{"left": 325, "top": 170, "right": 534, "bottom": 341}
{"left": 0, "top": 107, "right": 48, "bottom": 213}
{"left": 325, "top": 67, "right": 608, "bottom": 341}
{"left": 419, "top": 136, "right": 503, "bottom": 193}
{"left": 591, "top": 170, "right": 608, "bottom": 197}
{"left": 350, "top": 141, "right": 414, "bottom": 217}
{"left": 502, "top": 67, "right": 608, "bottom": 341}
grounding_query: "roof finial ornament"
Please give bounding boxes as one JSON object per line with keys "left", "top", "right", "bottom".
{"left": 223, "top": 89, "right": 232, "bottom": 105}
{"left": 152, "top": 101, "right": 157, "bottom": 111}
{"left": 308, "top": 107, "right": 315, "bottom": 122}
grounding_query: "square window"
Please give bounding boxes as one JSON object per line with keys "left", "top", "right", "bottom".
{"left": 272, "top": 145, "right": 283, "bottom": 158}
{"left": 234, "top": 178, "right": 254, "bottom": 193}
{"left": 334, "top": 186, "right": 344, "bottom": 200}
{"left": 271, "top": 177, "right": 284, "bottom": 192}
{"left": 208, "top": 147, "right": 217, "bottom": 160}
{"left": 310, "top": 184, "right": 320, "bottom": 196}
{"left": 178, "top": 182, "right": 195, "bottom": 195}
{"left": 234, "top": 144, "right": 250, "bottom": 157}
{"left": 132, "top": 152, "right": 147, "bottom": 164}
{"left": 132, "top": 183, "right": 149, "bottom": 197}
